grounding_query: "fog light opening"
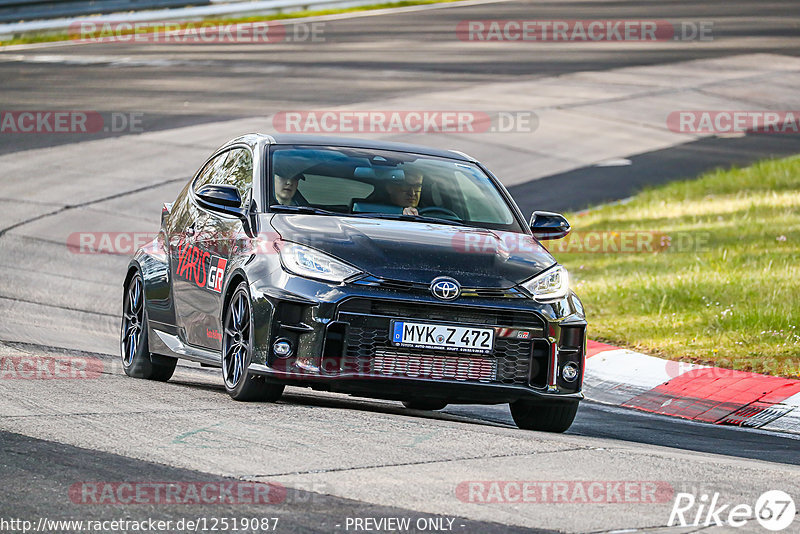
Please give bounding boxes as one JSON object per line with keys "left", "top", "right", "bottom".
{"left": 561, "top": 362, "right": 579, "bottom": 382}
{"left": 273, "top": 339, "right": 293, "bottom": 359}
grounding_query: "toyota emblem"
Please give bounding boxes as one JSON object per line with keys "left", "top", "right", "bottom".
{"left": 430, "top": 277, "right": 461, "bottom": 300}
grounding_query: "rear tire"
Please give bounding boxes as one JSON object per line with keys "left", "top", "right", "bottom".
{"left": 222, "top": 282, "right": 284, "bottom": 402}
{"left": 510, "top": 399, "right": 579, "bottom": 433}
{"left": 121, "top": 272, "right": 177, "bottom": 382}
{"left": 402, "top": 400, "right": 448, "bottom": 411}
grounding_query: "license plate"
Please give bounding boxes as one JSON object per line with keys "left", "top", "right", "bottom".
{"left": 391, "top": 321, "right": 494, "bottom": 354}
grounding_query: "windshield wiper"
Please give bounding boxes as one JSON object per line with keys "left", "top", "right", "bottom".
{"left": 351, "top": 212, "right": 465, "bottom": 226}
{"left": 269, "top": 205, "right": 338, "bottom": 216}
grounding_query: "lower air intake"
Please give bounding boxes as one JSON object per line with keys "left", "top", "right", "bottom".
{"left": 369, "top": 349, "right": 497, "bottom": 382}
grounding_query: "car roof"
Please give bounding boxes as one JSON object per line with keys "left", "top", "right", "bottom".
{"left": 258, "top": 134, "right": 474, "bottom": 162}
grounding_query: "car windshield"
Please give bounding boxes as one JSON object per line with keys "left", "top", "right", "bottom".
{"left": 268, "top": 145, "right": 524, "bottom": 232}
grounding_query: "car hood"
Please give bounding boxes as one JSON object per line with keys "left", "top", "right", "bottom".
{"left": 268, "top": 214, "right": 555, "bottom": 288}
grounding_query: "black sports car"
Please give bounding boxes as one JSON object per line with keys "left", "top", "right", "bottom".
{"left": 122, "top": 134, "right": 586, "bottom": 432}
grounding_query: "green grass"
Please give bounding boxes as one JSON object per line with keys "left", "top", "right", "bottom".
{"left": 558, "top": 155, "right": 800, "bottom": 378}
{"left": 0, "top": 0, "right": 459, "bottom": 46}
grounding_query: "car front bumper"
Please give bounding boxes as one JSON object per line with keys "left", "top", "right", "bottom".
{"left": 247, "top": 276, "right": 587, "bottom": 404}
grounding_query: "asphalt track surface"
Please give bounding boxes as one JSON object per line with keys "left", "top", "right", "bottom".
{"left": 1, "top": 0, "right": 800, "bottom": 532}
{"left": 1, "top": 430, "right": 543, "bottom": 534}
{"left": 1, "top": 0, "right": 800, "bottom": 154}
{"left": 510, "top": 132, "right": 800, "bottom": 213}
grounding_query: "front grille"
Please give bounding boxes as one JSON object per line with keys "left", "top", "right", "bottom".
{"left": 339, "top": 324, "right": 536, "bottom": 386}
{"left": 326, "top": 298, "right": 549, "bottom": 387}
{"left": 373, "top": 349, "right": 496, "bottom": 382}
{"left": 338, "top": 298, "right": 545, "bottom": 331}
{"left": 351, "top": 277, "right": 526, "bottom": 299}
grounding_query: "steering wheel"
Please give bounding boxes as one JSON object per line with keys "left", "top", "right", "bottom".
{"left": 418, "top": 206, "right": 460, "bottom": 219}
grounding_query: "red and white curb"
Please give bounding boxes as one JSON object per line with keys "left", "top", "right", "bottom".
{"left": 583, "top": 340, "right": 800, "bottom": 435}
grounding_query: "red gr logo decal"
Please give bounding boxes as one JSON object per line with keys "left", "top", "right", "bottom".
{"left": 176, "top": 244, "right": 227, "bottom": 293}
{"left": 207, "top": 257, "right": 227, "bottom": 293}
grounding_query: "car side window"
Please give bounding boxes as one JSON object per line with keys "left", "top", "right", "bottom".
{"left": 193, "top": 151, "right": 230, "bottom": 192}
{"left": 193, "top": 148, "right": 253, "bottom": 201}
{"left": 224, "top": 148, "right": 253, "bottom": 199}
{"left": 167, "top": 181, "right": 193, "bottom": 235}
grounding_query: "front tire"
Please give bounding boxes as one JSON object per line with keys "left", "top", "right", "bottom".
{"left": 510, "top": 399, "right": 579, "bottom": 433}
{"left": 222, "top": 282, "right": 284, "bottom": 402}
{"left": 121, "top": 272, "right": 177, "bottom": 381}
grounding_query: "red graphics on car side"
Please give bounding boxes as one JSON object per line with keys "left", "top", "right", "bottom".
{"left": 175, "top": 242, "right": 227, "bottom": 293}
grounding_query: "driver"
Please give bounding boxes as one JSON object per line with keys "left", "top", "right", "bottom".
{"left": 273, "top": 172, "right": 304, "bottom": 206}
{"left": 385, "top": 169, "right": 423, "bottom": 215}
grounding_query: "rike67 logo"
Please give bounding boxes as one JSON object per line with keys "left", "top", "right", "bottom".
{"left": 176, "top": 243, "right": 227, "bottom": 293}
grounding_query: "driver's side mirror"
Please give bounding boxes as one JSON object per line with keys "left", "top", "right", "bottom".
{"left": 196, "top": 184, "right": 245, "bottom": 218}
{"left": 530, "top": 211, "right": 571, "bottom": 240}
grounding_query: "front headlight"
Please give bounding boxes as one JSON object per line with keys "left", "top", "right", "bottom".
{"left": 278, "top": 241, "right": 362, "bottom": 283}
{"left": 520, "top": 265, "right": 570, "bottom": 302}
